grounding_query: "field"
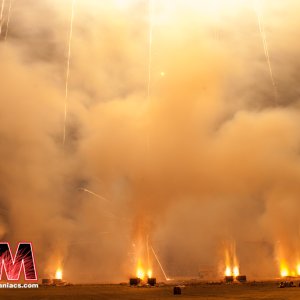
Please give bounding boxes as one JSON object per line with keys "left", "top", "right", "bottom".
{"left": 1, "top": 281, "right": 300, "bottom": 300}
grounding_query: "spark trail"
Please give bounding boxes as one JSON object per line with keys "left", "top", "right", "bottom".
{"left": 4, "top": 0, "right": 12, "bottom": 40}
{"left": 151, "top": 245, "right": 170, "bottom": 281}
{"left": 63, "top": 0, "right": 75, "bottom": 145}
{"left": 254, "top": 0, "right": 278, "bottom": 101}
{"left": 78, "top": 188, "right": 125, "bottom": 220}
{"left": 147, "top": 0, "right": 154, "bottom": 102}
{"left": 79, "top": 188, "right": 109, "bottom": 202}
{"left": 146, "top": 0, "right": 154, "bottom": 152}
{"left": 0, "top": 0, "right": 5, "bottom": 36}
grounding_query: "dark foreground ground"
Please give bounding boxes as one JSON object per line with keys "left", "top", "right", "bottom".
{"left": 1, "top": 281, "right": 300, "bottom": 300}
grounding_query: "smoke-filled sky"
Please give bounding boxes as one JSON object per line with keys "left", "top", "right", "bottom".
{"left": 1, "top": 0, "right": 300, "bottom": 282}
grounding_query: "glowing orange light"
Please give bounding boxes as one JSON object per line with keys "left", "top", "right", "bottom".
{"left": 55, "top": 268, "right": 62, "bottom": 280}
{"left": 280, "top": 266, "right": 289, "bottom": 277}
{"left": 225, "top": 266, "right": 231, "bottom": 276}
{"left": 297, "top": 264, "right": 300, "bottom": 276}
{"left": 233, "top": 266, "right": 239, "bottom": 277}
{"left": 136, "top": 268, "right": 144, "bottom": 280}
{"left": 147, "top": 269, "right": 152, "bottom": 278}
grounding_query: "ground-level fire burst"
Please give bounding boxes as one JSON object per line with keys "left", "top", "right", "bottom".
{"left": 42, "top": 267, "right": 68, "bottom": 286}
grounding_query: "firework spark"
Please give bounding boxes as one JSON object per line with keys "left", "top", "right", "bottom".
{"left": 63, "top": 0, "right": 75, "bottom": 145}
{"left": 146, "top": 0, "right": 154, "bottom": 154}
{"left": 147, "top": 0, "right": 154, "bottom": 102}
{"left": 151, "top": 245, "right": 170, "bottom": 281}
{"left": 254, "top": 0, "right": 278, "bottom": 101}
{"left": 4, "top": 0, "right": 12, "bottom": 40}
{"left": 79, "top": 188, "right": 109, "bottom": 202}
{"left": 0, "top": 0, "right": 5, "bottom": 36}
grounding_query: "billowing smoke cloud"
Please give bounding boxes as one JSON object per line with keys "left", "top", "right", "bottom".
{"left": 1, "top": 0, "right": 300, "bottom": 282}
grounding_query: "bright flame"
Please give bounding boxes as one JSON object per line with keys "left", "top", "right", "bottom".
{"left": 297, "top": 264, "right": 300, "bottom": 276}
{"left": 225, "top": 265, "right": 239, "bottom": 277}
{"left": 280, "top": 267, "right": 289, "bottom": 277}
{"left": 225, "top": 266, "right": 231, "bottom": 276}
{"left": 278, "top": 263, "right": 300, "bottom": 277}
{"left": 55, "top": 268, "right": 62, "bottom": 280}
{"left": 136, "top": 268, "right": 145, "bottom": 280}
{"left": 233, "top": 266, "right": 239, "bottom": 277}
{"left": 147, "top": 269, "right": 152, "bottom": 278}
